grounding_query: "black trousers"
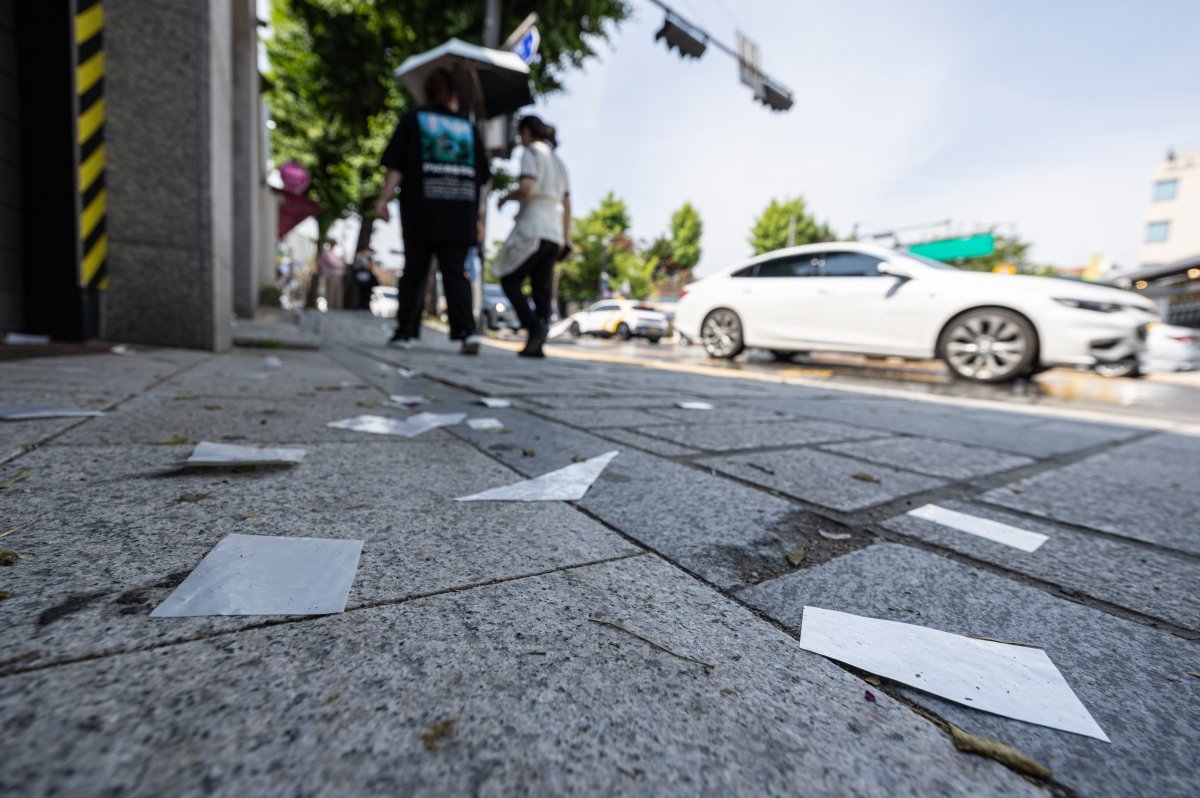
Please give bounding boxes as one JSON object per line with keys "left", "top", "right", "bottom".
{"left": 397, "top": 239, "right": 476, "bottom": 340}
{"left": 500, "top": 240, "right": 559, "bottom": 332}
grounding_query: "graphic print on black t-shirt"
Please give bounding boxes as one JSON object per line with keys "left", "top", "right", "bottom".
{"left": 417, "top": 111, "right": 477, "bottom": 202}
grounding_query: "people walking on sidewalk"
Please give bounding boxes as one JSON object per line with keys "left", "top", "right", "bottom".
{"left": 493, "top": 116, "right": 572, "bottom": 359}
{"left": 317, "top": 238, "right": 347, "bottom": 311}
{"left": 375, "top": 68, "right": 490, "bottom": 355}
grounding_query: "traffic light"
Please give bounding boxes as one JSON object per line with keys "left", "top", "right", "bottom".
{"left": 755, "top": 78, "right": 793, "bottom": 112}
{"left": 655, "top": 16, "right": 707, "bottom": 59}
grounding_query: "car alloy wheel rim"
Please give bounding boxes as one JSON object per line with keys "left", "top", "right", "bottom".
{"left": 702, "top": 310, "right": 740, "bottom": 356}
{"left": 944, "top": 314, "right": 1028, "bottom": 380}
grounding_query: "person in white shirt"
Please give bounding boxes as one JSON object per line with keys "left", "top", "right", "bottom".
{"left": 493, "top": 116, "right": 571, "bottom": 358}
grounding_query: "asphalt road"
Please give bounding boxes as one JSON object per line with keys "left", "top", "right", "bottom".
{"left": 520, "top": 330, "right": 1200, "bottom": 427}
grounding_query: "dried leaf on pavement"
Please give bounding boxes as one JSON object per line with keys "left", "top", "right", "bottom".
{"left": 241, "top": 509, "right": 266, "bottom": 520}
{"left": 571, "top": 455, "right": 587, "bottom": 463}
{"left": 423, "top": 717, "right": 457, "bottom": 751}
{"left": 1188, "top": 671, "right": 1200, "bottom": 679}
{"left": 154, "top": 434, "right": 190, "bottom": 446}
{"left": 949, "top": 724, "right": 1053, "bottom": 781}
{"left": 1, "top": 516, "right": 39, "bottom": 539}
{"left": 865, "top": 675, "right": 882, "bottom": 686}
{"left": 522, "top": 449, "right": 536, "bottom": 457}
{"left": 851, "top": 471, "right": 881, "bottom": 484}
{"left": 0, "top": 470, "right": 30, "bottom": 489}
{"left": 786, "top": 547, "right": 807, "bottom": 567}
{"left": 178, "top": 492, "right": 210, "bottom": 503}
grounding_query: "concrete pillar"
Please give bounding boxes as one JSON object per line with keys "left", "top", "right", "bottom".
{"left": 103, "top": 0, "right": 233, "bottom": 351}
{"left": 230, "top": 0, "right": 259, "bottom": 319}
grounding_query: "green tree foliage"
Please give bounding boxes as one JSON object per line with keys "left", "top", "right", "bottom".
{"left": 561, "top": 193, "right": 656, "bottom": 300}
{"left": 265, "top": 0, "right": 630, "bottom": 237}
{"left": 749, "top": 197, "right": 835, "bottom": 255}
{"left": 669, "top": 202, "right": 703, "bottom": 272}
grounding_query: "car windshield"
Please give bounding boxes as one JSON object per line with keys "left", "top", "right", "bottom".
{"left": 898, "top": 251, "right": 961, "bottom": 271}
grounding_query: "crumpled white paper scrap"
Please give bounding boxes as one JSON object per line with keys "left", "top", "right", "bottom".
{"left": 185, "top": 441, "right": 306, "bottom": 466}
{"left": 457, "top": 450, "right": 619, "bottom": 502}
{"left": 151, "top": 534, "right": 362, "bottom": 617}
{"left": 675, "top": 401, "right": 714, "bottom": 410}
{"left": 0, "top": 404, "right": 106, "bottom": 420}
{"left": 466, "top": 418, "right": 504, "bottom": 431}
{"left": 326, "top": 412, "right": 464, "bottom": 438}
{"left": 389, "top": 394, "right": 426, "bottom": 407}
{"left": 478, "top": 397, "right": 511, "bottom": 408}
{"left": 799, "top": 607, "right": 1109, "bottom": 741}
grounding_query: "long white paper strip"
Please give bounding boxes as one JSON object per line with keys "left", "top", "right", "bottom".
{"left": 799, "top": 607, "right": 1108, "bottom": 741}
{"left": 675, "top": 401, "right": 714, "bottom": 410}
{"left": 478, "top": 397, "right": 511, "bottom": 408}
{"left": 326, "top": 412, "right": 464, "bottom": 438}
{"left": 0, "top": 404, "right": 105, "bottom": 420}
{"left": 389, "top": 394, "right": 425, "bottom": 407}
{"left": 466, "top": 418, "right": 504, "bottom": 431}
{"left": 457, "top": 450, "right": 619, "bottom": 502}
{"left": 151, "top": 534, "right": 363, "bottom": 617}
{"left": 185, "top": 441, "right": 306, "bottom": 467}
{"left": 908, "top": 504, "right": 1049, "bottom": 553}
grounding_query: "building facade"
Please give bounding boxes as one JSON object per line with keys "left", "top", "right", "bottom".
{"left": 0, "top": 0, "right": 276, "bottom": 350}
{"left": 1139, "top": 146, "right": 1200, "bottom": 269}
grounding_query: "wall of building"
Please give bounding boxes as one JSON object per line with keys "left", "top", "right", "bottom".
{"left": 1140, "top": 148, "right": 1200, "bottom": 267}
{"left": 103, "top": 0, "right": 233, "bottom": 350}
{"left": 0, "top": 0, "right": 22, "bottom": 332}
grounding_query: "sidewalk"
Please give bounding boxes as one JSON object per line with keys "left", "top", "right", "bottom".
{"left": 1, "top": 311, "right": 1197, "bottom": 796}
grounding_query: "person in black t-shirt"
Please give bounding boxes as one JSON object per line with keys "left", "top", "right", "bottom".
{"left": 375, "top": 68, "right": 490, "bottom": 355}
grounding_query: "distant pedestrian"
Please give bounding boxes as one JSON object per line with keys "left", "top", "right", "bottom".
{"left": 374, "top": 68, "right": 489, "bottom": 354}
{"left": 493, "top": 115, "right": 571, "bottom": 358}
{"left": 350, "top": 247, "right": 379, "bottom": 310}
{"left": 317, "top": 238, "right": 346, "bottom": 310}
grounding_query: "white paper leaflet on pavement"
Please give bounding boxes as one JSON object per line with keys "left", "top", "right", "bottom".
{"left": 466, "top": 418, "right": 504, "bottom": 431}
{"left": 397, "top": 367, "right": 418, "bottom": 378}
{"left": 327, "top": 413, "right": 465, "bottom": 438}
{"left": 908, "top": 504, "right": 1049, "bottom": 553}
{"left": 185, "top": 441, "right": 306, "bottom": 467}
{"left": 389, "top": 394, "right": 426, "bottom": 407}
{"left": 675, "top": 401, "right": 714, "bottom": 410}
{"left": 0, "top": 404, "right": 106, "bottom": 420}
{"left": 478, "top": 397, "right": 511, "bottom": 408}
{"left": 799, "top": 607, "right": 1109, "bottom": 741}
{"left": 151, "top": 534, "right": 363, "bottom": 617}
{"left": 457, "top": 450, "right": 619, "bottom": 502}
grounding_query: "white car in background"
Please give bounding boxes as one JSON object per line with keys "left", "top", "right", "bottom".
{"left": 674, "top": 242, "right": 1159, "bottom": 383}
{"left": 568, "top": 300, "right": 669, "bottom": 343}
{"left": 1095, "top": 322, "right": 1200, "bottom": 377}
{"left": 369, "top": 286, "right": 399, "bottom": 318}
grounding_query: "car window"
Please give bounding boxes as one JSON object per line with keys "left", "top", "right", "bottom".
{"left": 756, "top": 255, "right": 820, "bottom": 278}
{"left": 590, "top": 302, "right": 618, "bottom": 313}
{"left": 821, "top": 252, "right": 883, "bottom": 277}
{"left": 731, "top": 265, "right": 757, "bottom": 278}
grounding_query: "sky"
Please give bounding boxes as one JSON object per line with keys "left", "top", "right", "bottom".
{"left": 481, "top": 0, "right": 1200, "bottom": 276}
{"left": 297, "top": 0, "right": 1200, "bottom": 277}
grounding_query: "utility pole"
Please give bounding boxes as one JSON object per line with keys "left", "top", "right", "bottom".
{"left": 484, "top": 0, "right": 500, "bottom": 47}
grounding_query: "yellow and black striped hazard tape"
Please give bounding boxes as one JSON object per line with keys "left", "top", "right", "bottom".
{"left": 76, "top": 0, "right": 107, "bottom": 292}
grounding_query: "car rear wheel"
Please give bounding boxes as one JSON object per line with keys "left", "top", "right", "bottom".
{"left": 616, "top": 322, "right": 632, "bottom": 340}
{"left": 701, "top": 308, "right": 745, "bottom": 359}
{"left": 939, "top": 308, "right": 1037, "bottom": 382}
{"left": 569, "top": 321, "right": 581, "bottom": 337}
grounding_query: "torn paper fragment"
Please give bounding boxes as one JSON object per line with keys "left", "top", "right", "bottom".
{"left": 0, "top": 404, "right": 106, "bottom": 420}
{"left": 908, "top": 504, "right": 1048, "bottom": 553}
{"left": 326, "top": 412, "right": 464, "bottom": 438}
{"left": 675, "top": 401, "right": 714, "bottom": 410}
{"left": 397, "top": 367, "right": 417, "bottom": 378}
{"left": 110, "top": 344, "right": 133, "bottom": 355}
{"left": 151, "top": 533, "right": 362, "bottom": 617}
{"left": 4, "top": 332, "right": 50, "bottom": 345}
{"left": 799, "top": 607, "right": 1108, "bottom": 741}
{"left": 264, "top": 356, "right": 283, "bottom": 369}
{"left": 478, "top": 397, "right": 511, "bottom": 408}
{"left": 457, "top": 450, "right": 619, "bottom": 502}
{"left": 389, "top": 394, "right": 426, "bottom": 407}
{"left": 185, "top": 441, "right": 306, "bottom": 467}
{"left": 466, "top": 418, "right": 504, "bottom": 431}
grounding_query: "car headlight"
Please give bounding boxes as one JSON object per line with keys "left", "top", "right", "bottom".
{"left": 494, "top": 303, "right": 507, "bottom": 312}
{"left": 1054, "top": 298, "right": 1133, "bottom": 313}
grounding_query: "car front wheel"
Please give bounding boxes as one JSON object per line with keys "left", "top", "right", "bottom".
{"left": 939, "top": 308, "right": 1037, "bottom": 382}
{"left": 569, "top": 321, "right": 581, "bottom": 337}
{"left": 616, "top": 322, "right": 632, "bottom": 341}
{"left": 701, "top": 308, "right": 745, "bottom": 359}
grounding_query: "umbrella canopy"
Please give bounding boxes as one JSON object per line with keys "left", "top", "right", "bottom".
{"left": 394, "top": 38, "right": 533, "bottom": 120}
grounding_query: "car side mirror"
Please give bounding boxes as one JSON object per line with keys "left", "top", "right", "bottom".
{"left": 878, "top": 262, "right": 913, "bottom": 281}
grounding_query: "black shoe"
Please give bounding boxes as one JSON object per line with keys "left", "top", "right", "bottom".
{"left": 388, "top": 331, "right": 413, "bottom": 350}
{"left": 460, "top": 334, "right": 481, "bottom": 355}
{"left": 520, "top": 323, "right": 549, "bottom": 357}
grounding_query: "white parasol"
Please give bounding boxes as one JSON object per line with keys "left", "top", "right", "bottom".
{"left": 394, "top": 38, "right": 533, "bottom": 120}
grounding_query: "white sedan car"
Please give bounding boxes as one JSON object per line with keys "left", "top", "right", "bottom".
{"left": 568, "top": 300, "right": 669, "bottom": 343}
{"left": 674, "top": 243, "right": 1159, "bottom": 383}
